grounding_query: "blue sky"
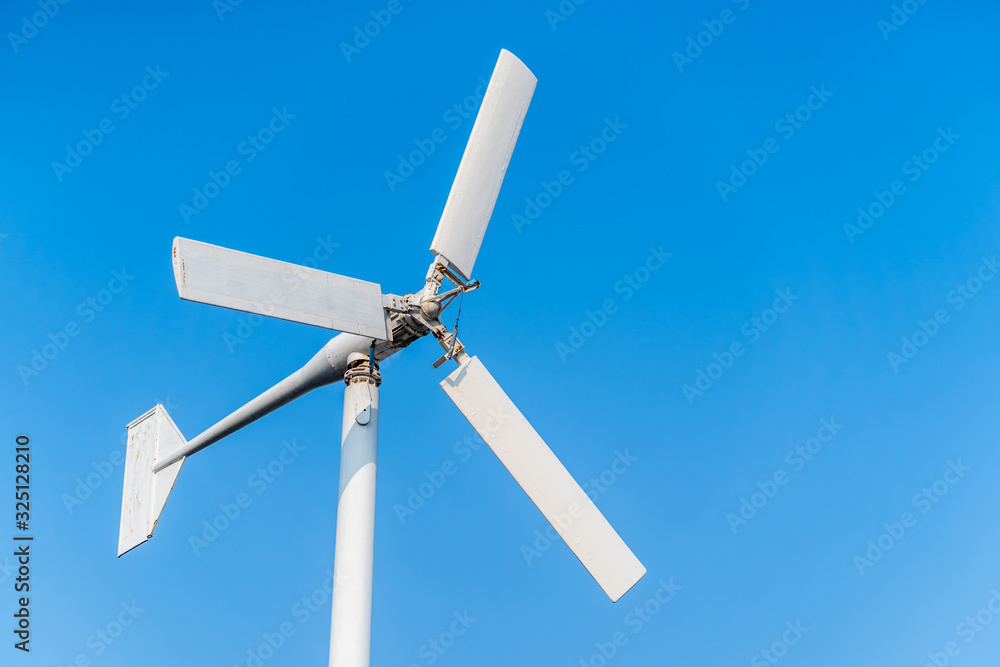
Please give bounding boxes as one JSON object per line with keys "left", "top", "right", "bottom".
{"left": 2, "top": 0, "right": 1000, "bottom": 665}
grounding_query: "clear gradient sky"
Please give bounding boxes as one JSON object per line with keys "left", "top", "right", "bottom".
{"left": 3, "top": 0, "right": 1000, "bottom": 666}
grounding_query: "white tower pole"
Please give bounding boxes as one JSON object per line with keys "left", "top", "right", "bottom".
{"left": 329, "top": 353, "right": 381, "bottom": 667}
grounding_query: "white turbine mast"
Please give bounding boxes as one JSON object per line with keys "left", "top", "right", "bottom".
{"left": 117, "top": 49, "right": 645, "bottom": 667}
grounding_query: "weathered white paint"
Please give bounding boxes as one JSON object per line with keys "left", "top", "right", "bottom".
{"left": 118, "top": 404, "right": 186, "bottom": 557}
{"left": 173, "top": 237, "right": 388, "bottom": 340}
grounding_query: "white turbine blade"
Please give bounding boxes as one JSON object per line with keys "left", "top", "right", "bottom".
{"left": 429, "top": 49, "right": 537, "bottom": 281}
{"left": 441, "top": 356, "right": 646, "bottom": 602}
{"left": 172, "top": 237, "right": 388, "bottom": 340}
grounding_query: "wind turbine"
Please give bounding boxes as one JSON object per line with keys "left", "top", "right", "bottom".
{"left": 117, "top": 49, "right": 645, "bottom": 667}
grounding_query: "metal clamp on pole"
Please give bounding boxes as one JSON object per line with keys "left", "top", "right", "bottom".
{"left": 344, "top": 351, "right": 381, "bottom": 387}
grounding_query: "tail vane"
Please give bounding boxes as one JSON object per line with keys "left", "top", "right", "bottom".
{"left": 118, "top": 404, "right": 186, "bottom": 557}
